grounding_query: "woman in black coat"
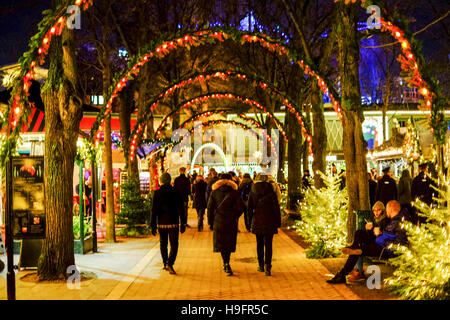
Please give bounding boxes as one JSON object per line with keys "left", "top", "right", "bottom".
{"left": 247, "top": 174, "right": 281, "bottom": 276}
{"left": 192, "top": 175, "right": 208, "bottom": 231}
{"left": 207, "top": 174, "right": 245, "bottom": 276}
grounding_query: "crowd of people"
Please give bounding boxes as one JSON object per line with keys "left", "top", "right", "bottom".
{"left": 149, "top": 161, "right": 436, "bottom": 282}
{"left": 149, "top": 167, "right": 281, "bottom": 276}
{"left": 368, "top": 162, "right": 436, "bottom": 225}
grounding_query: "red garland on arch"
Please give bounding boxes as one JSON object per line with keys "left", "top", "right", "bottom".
{"left": 172, "top": 119, "right": 279, "bottom": 159}
{"left": 128, "top": 93, "right": 304, "bottom": 162}
{"left": 93, "top": 30, "right": 339, "bottom": 146}
{"left": 154, "top": 103, "right": 289, "bottom": 143}
{"left": 8, "top": 0, "right": 93, "bottom": 134}
{"left": 135, "top": 70, "right": 308, "bottom": 140}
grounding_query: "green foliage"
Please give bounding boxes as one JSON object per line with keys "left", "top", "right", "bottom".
{"left": 117, "top": 180, "right": 152, "bottom": 230}
{"left": 116, "top": 226, "right": 151, "bottom": 237}
{"left": 294, "top": 172, "right": 348, "bottom": 258}
{"left": 75, "top": 139, "right": 102, "bottom": 163}
{"left": 73, "top": 216, "right": 92, "bottom": 240}
{"left": 386, "top": 174, "right": 450, "bottom": 300}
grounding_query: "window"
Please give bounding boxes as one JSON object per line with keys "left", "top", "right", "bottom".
{"left": 397, "top": 120, "right": 406, "bottom": 127}
{"left": 90, "top": 95, "right": 104, "bottom": 105}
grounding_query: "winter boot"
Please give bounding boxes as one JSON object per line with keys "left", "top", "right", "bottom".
{"left": 264, "top": 264, "right": 271, "bottom": 276}
{"left": 326, "top": 272, "right": 347, "bottom": 284}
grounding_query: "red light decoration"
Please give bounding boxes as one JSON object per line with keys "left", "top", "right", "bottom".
{"left": 90, "top": 30, "right": 336, "bottom": 147}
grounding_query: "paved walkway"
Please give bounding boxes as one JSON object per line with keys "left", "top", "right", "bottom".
{"left": 0, "top": 209, "right": 360, "bottom": 300}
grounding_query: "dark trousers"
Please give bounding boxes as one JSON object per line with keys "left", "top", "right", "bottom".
{"left": 221, "top": 251, "right": 231, "bottom": 264}
{"left": 196, "top": 208, "right": 205, "bottom": 230}
{"left": 183, "top": 201, "right": 189, "bottom": 224}
{"left": 256, "top": 234, "right": 274, "bottom": 267}
{"left": 159, "top": 228, "right": 179, "bottom": 267}
{"left": 340, "top": 230, "right": 389, "bottom": 276}
{"left": 243, "top": 206, "right": 250, "bottom": 231}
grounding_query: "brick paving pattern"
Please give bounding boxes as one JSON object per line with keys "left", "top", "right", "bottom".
{"left": 0, "top": 209, "right": 360, "bottom": 300}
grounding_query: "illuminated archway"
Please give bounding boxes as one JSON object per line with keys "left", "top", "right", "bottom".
{"left": 4, "top": 1, "right": 442, "bottom": 164}
{"left": 128, "top": 92, "right": 293, "bottom": 161}
{"left": 189, "top": 143, "right": 229, "bottom": 175}
{"left": 153, "top": 100, "right": 289, "bottom": 142}
{"left": 126, "top": 70, "right": 309, "bottom": 141}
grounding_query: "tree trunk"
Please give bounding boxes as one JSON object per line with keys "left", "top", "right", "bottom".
{"left": 101, "top": 25, "right": 116, "bottom": 243}
{"left": 287, "top": 111, "right": 302, "bottom": 210}
{"left": 104, "top": 114, "right": 116, "bottom": 243}
{"left": 277, "top": 136, "right": 286, "bottom": 184}
{"left": 311, "top": 82, "right": 327, "bottom": 188}
{"left": 336, "top": 2, "right": 370, "bottom": 243}
{"left": 38, "top": 9, "right": 82, "bottom": 279}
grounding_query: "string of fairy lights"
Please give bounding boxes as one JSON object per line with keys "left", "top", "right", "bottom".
{"left": 4, "top": 0, "right": 440, "bottom": 168}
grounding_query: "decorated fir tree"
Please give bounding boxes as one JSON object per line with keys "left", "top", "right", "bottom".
{"left": 386, "top": 174, "right": 450, "bottom": 300}
{"left": 116, "top": 180, "right": 152, "bottom": 236}
{"left": 294, "top": 171, "right": 348, "bottom": 258}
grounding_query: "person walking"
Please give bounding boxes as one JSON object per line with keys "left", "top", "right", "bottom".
{"left": 375, "top": 166, "right": 397, "bottom": 206}
{"left": 368, "top": 172, "right": 377, "bottom": 208}
{"left": 174, "top": 167, "right": 191, "bottom": 227}
{"left": 192, "top": 175, "right": 208, "bottom": 231}
{"left": 247, "top": 174, "right": 281, "bottom": 276}
{"left": 205, "top": 167, "right": 219, "bottom": 206}
{"left": 238, "top": 173, "right": 253, "bottom": 231}
{"left": 150, "top": 172, "right": 186, "bottom": 275}
{"left": 398, "top": 169, "right": 412, "bottom": 212}
{"left": 207, "top": 173, "right": 245, "bottom": 276}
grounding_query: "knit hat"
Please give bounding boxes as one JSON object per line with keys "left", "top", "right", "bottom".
{"left": 372, "top": 201, "right": 385, "bottom": 212}
{"left": 160, "top": 172, "right": 171, "bottom": 185}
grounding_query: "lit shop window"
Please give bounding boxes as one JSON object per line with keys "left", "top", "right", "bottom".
{"left": 91, "top": 95, "right": 104, "bottom": 105}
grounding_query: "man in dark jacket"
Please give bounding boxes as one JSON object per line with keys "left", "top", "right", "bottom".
{"left": 302, "top": 169, "right": 311, "bottom": 190}
{"left": 375, "top": 166, "right": 397, "bottom": 206}
{"left": 247, "top": 174, "right": 281, "bottom": 276}
{"left": 327, "top": 200, "right": 408, "bottom": 284}
{"left": 411, "top": 163, "right": 436, "bottom": 224}
{"left": 368, "top": 172, "right": 378, "bottom": 208}
{"left": 207, "top": 174, "right": 245, "bottom": 276}
{"left": 411, "top": 163, "right": 435, "bottom": 204}
{"left": 238, "top": 173, "right": 253, "bottom": 231}
{"left": 150, "top": 172, "right": 186, "bottom": 274}
{"left": 174, "top": 167, "right": 191, "bottom": 227}
{"left": 192, "top": 175, "right": 208, "bottom": 231}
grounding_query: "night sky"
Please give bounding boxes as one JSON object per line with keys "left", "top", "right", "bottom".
{"left": 0, "top": 0, "right": 448, "bottom": 74}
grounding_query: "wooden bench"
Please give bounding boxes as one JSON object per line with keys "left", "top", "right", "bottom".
{"left": 283, "top": 208, "right": 301, "bottom": 220}
{"left": 364, "top": 247, "right": 391, "bottom": 265}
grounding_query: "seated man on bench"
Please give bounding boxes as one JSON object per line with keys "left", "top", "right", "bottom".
{"left": 327, "top": 200, "right": 409, "bottom": 284}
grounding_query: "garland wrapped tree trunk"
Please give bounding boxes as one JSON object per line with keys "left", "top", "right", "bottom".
{"left": 38, "top": 0, "right": 83, "bottom": 280}
{"left": 336, "top": 1, "right": 370, "bottom": 243}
